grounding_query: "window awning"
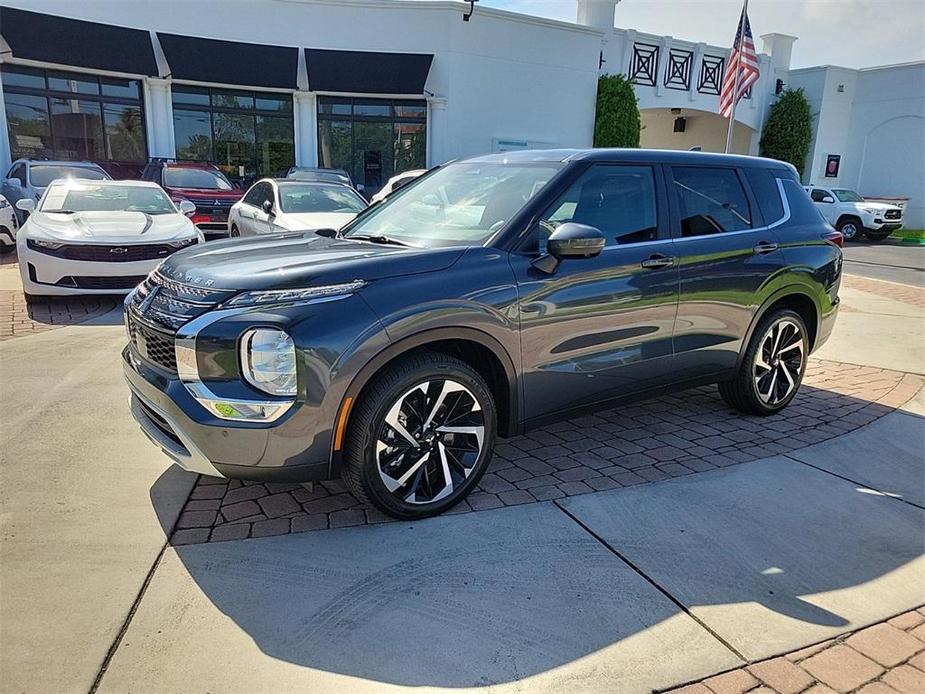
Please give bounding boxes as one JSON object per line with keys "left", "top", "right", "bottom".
{"left": 0, "top": 7, "right": 158, "bottom": 76}
{"left": 157, "top": 34, "right": 299, "bottom": 90}
{"left": 305, "top": 49, "right": 434, "bottom": 95}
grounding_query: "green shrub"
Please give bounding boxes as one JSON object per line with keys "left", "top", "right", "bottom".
{"left": 760, "top": 89, "right": 813, "bottom": 176}
{"left": 594, "top": 74, "right": 641, "bottom": 148}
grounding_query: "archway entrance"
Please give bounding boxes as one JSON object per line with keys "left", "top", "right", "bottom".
{"left": 640, "top": 109, "right": 756, "bottom": 154}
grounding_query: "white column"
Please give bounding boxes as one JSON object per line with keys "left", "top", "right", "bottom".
{"left": 0, "top": 67, "right": 11, "bottom": 175}
{"left": 293, "top": 91, "right": 317, "bottom": 167}
{"left": 655, "top": 36, "right": 672, "bottom": 98}
{"left": 143, "top": 78, "right": 175, "bottom": 158}
{"left": 689, "top": 43, "right": 705, "bottom": 103}
{"left": 426, "top": 97, "right": 448, "bottom": 168}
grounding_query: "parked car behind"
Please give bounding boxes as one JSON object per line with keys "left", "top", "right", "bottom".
{"left": 229, "top": 179, "right": 367, "bottom": 236}
{"left": 285, "top": 167, "right": 358, "bottom": 189}
{"left": 123, "top": 149, "right": 841, "bottom": 520}
{"left": 804, "top": 185, "right": 903, "bottom": 242}
{"left": 17, "top": 179, "right": 201, "bottom": 297}
{"left": 370, "top": 169, "right": 427, "bottom": 204}
{"left": 0, "top": 194, "right": 19, "bottom": 250}
{"left": 142, "top": 160, "right": 243, "bottom": 238}
{"left": 2, "top": 159, "right": 110, "bottom": 224}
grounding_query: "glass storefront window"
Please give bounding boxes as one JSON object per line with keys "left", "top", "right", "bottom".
{"left": 2, "top": 65, "right": 146, "bottom": 164}
{"left": 50, "top": 98, "right": 104, "bottom": 160}
{"left": 170, "top": 86, "right": 294, "bottom": 183}
{"left": 103, "top": 103, "right": 146, "bottom": 162}
{"left": 3, "top": 93, "right": 53, "bottom": 158}
{"left": 47, "top": 71, "right": 100, "bottom": 95}
{"left": 317, "top": 97, "right": 427, "bottom": 194}
{"left": 172, "top": 86, "right": 210, "bottom": 107}
{"left": 173, "top": 109, "right": 212, "bottom": 161}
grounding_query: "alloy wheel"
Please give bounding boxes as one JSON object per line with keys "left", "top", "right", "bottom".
{"left": 375, "top": 379, "right": 485, "bottom": 505}
{"left": 841, "top": 222, "right": 858, "bottom": 239}
{"left": 753, "top": 318, "right": 805, "bottom": 406}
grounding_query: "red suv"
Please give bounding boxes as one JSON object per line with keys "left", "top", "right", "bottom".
{"left": 141, "top": 161, "right": 243, "bottom": 237}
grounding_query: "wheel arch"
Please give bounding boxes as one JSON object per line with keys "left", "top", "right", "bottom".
{"left": 329, "top": 326, "right": 520, "bottom": 472}
{"left": 737, "top": 287, "right": 821, "bottom": 370}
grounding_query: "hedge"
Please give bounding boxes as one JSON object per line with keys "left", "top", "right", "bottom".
{"left": 594, "top": 74, "right": 641, "bottom": 148}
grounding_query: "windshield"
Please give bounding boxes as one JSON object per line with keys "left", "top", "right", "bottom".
{"left": 343, "top": 162, "right": 562, "bottom": 247}
{"left": 833, "top": 189, "right": 864, "bottom": 202}
{"left": 40, "top": 183, "right": 177, "bottom": 215}
{"left": 31, "top": 165, "right": 107, "bottom": 188}
{"left": 279, "top": 183, "right": 366, "bottom": 214}
{"left": 164, "top": 167, "right": 233, "bottom": 190}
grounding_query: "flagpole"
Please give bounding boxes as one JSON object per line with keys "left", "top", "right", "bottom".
{"left": 724, "top": 0, "right": 748, "bottom": 153}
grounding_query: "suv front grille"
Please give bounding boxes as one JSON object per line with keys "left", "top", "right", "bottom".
{"left": 885, "top": 209, "right": 901, "bottom": 220}
{"left": 27, "top": 239, "right": 197, "bottom": 262}
{"left": 128, "top": 314, "right": 177, "bottom": 371}
{"left": 126, "top": 270, "right": 237, "bottom": 371}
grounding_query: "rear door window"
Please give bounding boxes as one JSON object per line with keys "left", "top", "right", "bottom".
{"left": 671, "top": 167, "right": 752, "bottom": 236}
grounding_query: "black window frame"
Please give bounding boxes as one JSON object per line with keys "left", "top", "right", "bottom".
{"left": 171, "top": 84, "right": 295, "bottom": 184}
{"left": 1, "top": 64, "right": 147, "bottom": 164}
{"left": 666, "top": 165, "right": 755, "bottom": 239}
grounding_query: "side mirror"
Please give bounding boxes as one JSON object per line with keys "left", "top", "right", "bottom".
{"left": 177, "top": 200, "right": 196, "bottom": 215}
{"left": 532, "top": 222, "right": 605, "bottom": 273}
{"left": 261, "top": 199, "right": 274, "bottom": 215}
{"left": 5, "top": 177, "right": 22, "bottom": 190}
{"left": 15, "top": 198, "right": 35, "bottom": 213}
{"left": 821, "top": 196, "right": 835, "bottom": 204}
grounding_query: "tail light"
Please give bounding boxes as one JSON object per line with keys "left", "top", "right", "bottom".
{"left": 822, "top": 230, "right": 844, "bottom": 247}
{"left": 191, "top": 213, "right": 211, "bottom": 225}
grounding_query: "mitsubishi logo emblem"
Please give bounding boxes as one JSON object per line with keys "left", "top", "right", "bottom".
{"left": 214, "top": 199, "right": 221, "bottom": 206}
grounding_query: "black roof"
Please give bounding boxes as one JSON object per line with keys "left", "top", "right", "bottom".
{"left": 464, "top": 148, "right": 792, "bottom": 170}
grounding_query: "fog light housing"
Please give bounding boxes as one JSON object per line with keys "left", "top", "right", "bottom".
{"left": 240, "top": 328, "right": 297, "bottom": 396}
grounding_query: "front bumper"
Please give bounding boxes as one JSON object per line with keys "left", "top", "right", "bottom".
{"left": 18, "top": 244, "right": 159, "bottom": 295}
{"left": 123, "top": 345, "right": 331, "bottom": 481}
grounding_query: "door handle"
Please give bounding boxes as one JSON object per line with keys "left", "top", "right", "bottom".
{"left": 640, "top": 254, "right": 675, "bottom": 269}
{"left": 753, "top": 241, "right": 779, "bottom": 254}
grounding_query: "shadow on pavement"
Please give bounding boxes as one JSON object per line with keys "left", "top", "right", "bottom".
{"left": 143, "top": 389, "right": 924, "bottom": 687}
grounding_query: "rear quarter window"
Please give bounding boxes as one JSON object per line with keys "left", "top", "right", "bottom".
{"left": 781, "top": 179, "right": 829, "bottom": 226}
{"left": 744, "top": 168, "right": 785, "bottom": 226}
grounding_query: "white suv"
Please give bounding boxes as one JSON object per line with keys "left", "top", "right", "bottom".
{"left": 804, "top": 185, "right": 903, "bottom": 242}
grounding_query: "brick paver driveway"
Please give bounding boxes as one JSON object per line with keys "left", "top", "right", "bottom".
{"left": 0, "top": 256, "right": 119, "bottom": 340}
{"left": 672, "top": 607, "right": 925, "bottom": 694}
{"left": 172, "top": 358, "right": 923, "bottom": 545}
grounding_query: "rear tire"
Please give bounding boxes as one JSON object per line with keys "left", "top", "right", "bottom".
{"left": 342, "top": 351, "right": 496, "bottom": 520}
{"left": 230, "top": 224, "right": 240, "bottom": 238}
{"left": 719, "top": 308, "right": 809, "bottom": 416}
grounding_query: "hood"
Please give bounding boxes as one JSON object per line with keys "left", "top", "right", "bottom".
{"left": 278, "top": 211, "right": 358, "bottom": 231}
{"left": 167, "top": 186, "right": 243, "bottom": 201}
{"left": 857, "top": 201, "right": 901, "bottom": 212}
{"left": 27, "top": 211, "right": 198, "bottom": 242}
{"left": 157, "top": 232, "right": 466, "bottom": 291}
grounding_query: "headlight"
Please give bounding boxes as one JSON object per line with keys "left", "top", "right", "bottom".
{"left": 223, "top": 280, "right": 366, "bottom": 308}
{"left": 30, "top": 239, "right": 65, "bottom": 250}
{"left": 167, "top": 237, "right": 198, "bottom": 249}
{"left": 240, "top": 328, "right": 297, "bottom": 397}
{"left": 860, "top": 207, "right": 876, "bottom": 214}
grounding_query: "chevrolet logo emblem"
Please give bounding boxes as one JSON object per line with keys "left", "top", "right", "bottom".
{"left": 109, "top": 247, "right": 129, "bottom": 254}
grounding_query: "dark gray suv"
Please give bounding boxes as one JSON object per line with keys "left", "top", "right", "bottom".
{"left": 123, "top": 149, "right": 841, "bottom": 519}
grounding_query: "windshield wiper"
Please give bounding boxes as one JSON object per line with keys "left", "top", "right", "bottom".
{"left": 46, "top": 209, "right": 77, "bottom": 214}
{"left": 348, "top": 234, "right": 415, "bottom": 247}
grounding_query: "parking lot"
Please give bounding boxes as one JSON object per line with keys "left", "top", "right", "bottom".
{"left": 1, "top": 247, "right": 923, "bottom": 693}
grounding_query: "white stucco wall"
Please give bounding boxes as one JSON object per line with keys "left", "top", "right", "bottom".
{"left": 0, "top": 0, "right": 601, "bottom": 174}
{"left": 791, "top": 61, "right": 925, "bottom": 227}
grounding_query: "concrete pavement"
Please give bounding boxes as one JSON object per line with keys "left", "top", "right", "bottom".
{"left": 0, "top": 314, "right": 197, "bottom": 693}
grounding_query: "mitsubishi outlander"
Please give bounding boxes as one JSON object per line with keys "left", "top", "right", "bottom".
{"left": 123, "top": 149, "right": 841, "bottom": 519}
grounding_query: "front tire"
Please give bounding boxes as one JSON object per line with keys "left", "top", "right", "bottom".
{"left": 719, "top": 309, "right": 809, "bottom": 415}
{"left": 836, "top": 217, "right": 863, "bottom": 242}
{"left": 342, "top": 352, "right": 496, "bottom": 520}
{"left": 230, "top": 224, "right": 240, "bottom": 238}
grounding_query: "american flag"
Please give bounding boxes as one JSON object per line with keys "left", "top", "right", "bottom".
{"left": 719, "top": 7, "right": 760, "bottom": 118}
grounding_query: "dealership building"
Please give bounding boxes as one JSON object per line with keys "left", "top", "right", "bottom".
{"left": 0, "top": 0, "right": 922, "bottom": 224}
